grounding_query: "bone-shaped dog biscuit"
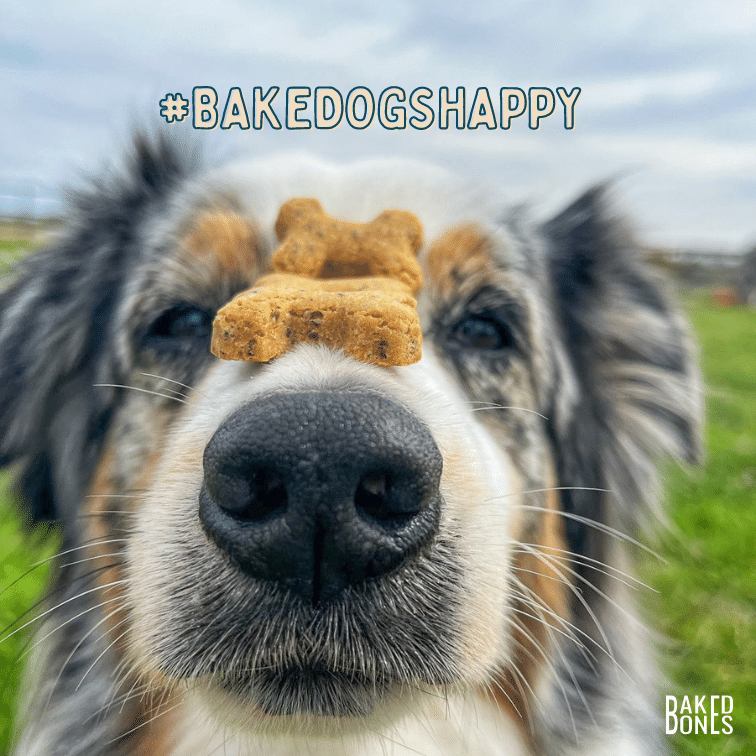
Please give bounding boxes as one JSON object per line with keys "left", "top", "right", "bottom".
{"left": 212, "top": 273, "right": 421, "bottom": 365}
{"left": 211, "top": 199, "right": 424, "bottom": 366}
{"left": 272, "top": 198, "right": 423, "bottom": 293}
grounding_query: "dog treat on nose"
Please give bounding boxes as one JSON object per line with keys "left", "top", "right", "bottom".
{"left": 211, "top": 199, "right": 424, "bottom": 366}
{"left": 212, "top": 273, "right": 422, "bottom": 365}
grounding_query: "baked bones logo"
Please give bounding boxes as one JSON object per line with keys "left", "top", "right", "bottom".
{"left": 666, "top": 696, "right": 734, "bottom": 736}
{"left": 159, "top": 85, "right": 581, "bottom": 130}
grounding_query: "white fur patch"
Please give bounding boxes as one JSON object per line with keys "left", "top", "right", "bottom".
{"left": 166, "top": 690, "right": 528, "bottom": 756}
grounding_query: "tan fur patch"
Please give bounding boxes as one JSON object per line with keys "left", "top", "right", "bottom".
{"left": 425, "top": 225, "right": 495, "bottom": 299}
{"left": 132, "top": 694, "right": 180, "bottom": 756}
{"left": 486, "top": 479, "right": 570, "bottom": 742}
{"left": 84, "top": 445, "right": 172, "bottom": 751}
{"left": 84, "top": 448, "right": 128, "bottom": 634}
{"left": 180, "top": 209, "right": 263, "bottom": 278}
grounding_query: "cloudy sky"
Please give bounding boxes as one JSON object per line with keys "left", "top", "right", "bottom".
{"left": 3, "top": 0, "right": 756, "bottom": 251}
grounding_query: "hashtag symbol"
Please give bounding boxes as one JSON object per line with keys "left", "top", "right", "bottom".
{"left": 159, "top": 93, "right": 190, "bottom": 123}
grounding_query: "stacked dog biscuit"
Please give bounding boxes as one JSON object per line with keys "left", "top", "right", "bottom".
{"left": 211, "top": 198, "right": 424, "bottom": 366}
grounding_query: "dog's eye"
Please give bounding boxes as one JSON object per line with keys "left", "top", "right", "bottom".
{"left": 450, "top": 313, "right": 513, "bottom": 351}
{"left": 145, "top": 304, "right": 213, "bottom": 343}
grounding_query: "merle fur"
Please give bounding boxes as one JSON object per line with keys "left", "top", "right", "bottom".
{"left": 0, "top": 133, "right": 199, "bottom": 526}
{"left": 0, "top": 134, "right": 702, "bottom": 755}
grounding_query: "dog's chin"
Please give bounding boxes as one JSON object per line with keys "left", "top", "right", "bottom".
{"left": 225, "top": 666, "right": 393, "bottom": 717}
{"left": 194, "top": 667, "right": 422, "bottom": 737}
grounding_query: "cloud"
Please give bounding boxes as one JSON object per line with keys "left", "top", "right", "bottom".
{"left": 2, "top": 0, "right": 756, "bottom": 249}
{"left": 580, "top": 70, "right": 722, "bottom": 110}
{"left": 584, "top": 133, "right": 756, "bottom": 179}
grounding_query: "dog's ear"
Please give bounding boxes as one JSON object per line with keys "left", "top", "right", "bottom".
{"left": 0, "top": 131, "right": 197, "bottom": 524}
{"left": 542, "top": 187, "right": 702, "bottom": 547}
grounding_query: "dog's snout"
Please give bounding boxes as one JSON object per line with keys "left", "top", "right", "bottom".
{"left": 198, "top": 392, "right": 442, "bottom": 605}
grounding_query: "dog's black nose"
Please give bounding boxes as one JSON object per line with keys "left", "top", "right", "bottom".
{"left": 199, "top": 392, "right": 442, "bottom": 605}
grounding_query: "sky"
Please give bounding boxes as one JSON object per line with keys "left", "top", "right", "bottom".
{"left": 2, "top": 0, "right": 756, "bottom": 251}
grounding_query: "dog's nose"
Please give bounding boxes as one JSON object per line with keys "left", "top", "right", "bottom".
{"left": 198, "top": 392, "right": 442, "bottom": 605}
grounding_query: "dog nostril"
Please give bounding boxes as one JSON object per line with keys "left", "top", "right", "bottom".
{"left": 355, "top": 469, "right": 413, "bottom": 527}
{"left": 209, "top": 466, "right": 288, "bottom": 522}
{"left": 199, "top": 392, "right": 443, "bottom": 602}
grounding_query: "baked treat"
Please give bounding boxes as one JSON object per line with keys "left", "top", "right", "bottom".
{"left": 212, "top": 273, "right": 421, "bottom": 366}
{"left": 272, "top": 198, "right": 423, "bottom": 293}
{"left": 211, "top": 199, "right": 424, "bottom": 366}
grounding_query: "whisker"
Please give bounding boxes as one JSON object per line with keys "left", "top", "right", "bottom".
{"left": 491, "top": 485, "right": 611, "bottom": 500}
{"left": 139, "top": 371, "right": 210, "bottom": 401}
{"left": 365, "top": 727, "right": 431, "bottom": 756}
{"left": 481, "top": 678, "right": 522, "bottom": 718}
{"left": 507, "top": 598, "right": 598, "bottom": 669}
{"left": 468, "top": 402, "right": 548, "bottom": 420}
{"left": 101, "top": 697, "right": 187, "bottom": 746}
{"left": 517, "top": 544, "right": 648, "bottom": 642}
{"left": 512, "top": 545, "right": 634, "bottom": 683}
{"left": 507, "top": 584, "right": 591, "bottom": 735}
{"left": 517, "top": 542, "right": 656, "bottom": 591}
{"left": 502, "top": 499, "right": 664, "bottom": 561}
{"left": 17, "top": 580, "right": 125, "bottom": 661}
{"left": 495, "top": 646, "right": 548, "bottom": 724}
{"left": 93, "top": 383, "right": 188, "bottom": 405}
{"left": 515, "top": 544, "right": 616, "bottom": 658}
{"left": 0, "top": 538, "right": 127, "bottom": 600}
{"left": 100, "top": 668, "right": 153, "bottom": 717}
{"left": 40, "top": 602, "right": 127, "bottom": 719}
{"left": 75, "top": 620, "right": 130, "bottom": 691}
{"left": 0, "top": 579, "right": 128, "bottom": 644}
{"left": 88, "top": 678, "right": 158, "bottom": 724}
{"left": 506, "top": 576, "right": 601, "bottom": 673}
{"left": 1, "top": 559, "right": 123, "bottom": 641}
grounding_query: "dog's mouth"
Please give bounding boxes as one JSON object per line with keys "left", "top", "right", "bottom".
{"left": 176, "top": 576, "right": 461, "bottom": 721}
{"left": 133, "top": 536, "right": 468, "bottom": 722}
{"left": 218, "top": 665, "right": 395, "bottom": 717}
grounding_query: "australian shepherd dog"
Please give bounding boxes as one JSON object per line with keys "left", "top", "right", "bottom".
{"left": 1, "top": 133, "right": 701, "bottom": 755}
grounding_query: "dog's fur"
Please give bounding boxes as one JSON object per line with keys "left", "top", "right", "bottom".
{"left": 1, "top": 133, "right": 701, "bottom": 756}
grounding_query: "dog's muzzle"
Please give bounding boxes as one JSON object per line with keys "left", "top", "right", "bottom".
{"left": 199, "top": 391, "right": 443, "bottom": 605}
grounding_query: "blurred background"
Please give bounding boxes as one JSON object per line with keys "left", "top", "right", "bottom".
{"left": 1, "top": 2, "right": 755, "bottom": 754}
{"left": 2, "top": 0, "right": 756, "bottom": 253}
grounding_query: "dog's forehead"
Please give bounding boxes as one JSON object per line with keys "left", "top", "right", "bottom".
{"left": 190, "top": 156, "right": 495, "bottom": 241}
{"left": 170, "top": 155, "right": 534, "bottom": 283}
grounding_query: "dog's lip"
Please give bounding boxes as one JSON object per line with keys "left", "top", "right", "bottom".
{"left": 217, "top": 664, "right": 394, "bottom": 717}
{"left": 219, "top": 663, "right": 383, "bottom": 692}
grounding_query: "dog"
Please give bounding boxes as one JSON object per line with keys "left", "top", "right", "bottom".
{"left": 1, "top": 132, "right": 701, "bottom": 755}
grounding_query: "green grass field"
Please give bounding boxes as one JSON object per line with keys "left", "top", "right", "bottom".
{"left": 0, "top": 286, "right": 753, "bottom": 754}
{"left": 0, "top": 239, "right": 31, "bottom": 267}
{"left": 642, "top": 294, "right": 756, "bottom": 755}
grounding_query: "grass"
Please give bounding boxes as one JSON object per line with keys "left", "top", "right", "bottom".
{"left": 0, "top": 239, "right": 31, "bottom": 269}
{"left": 641, "top": 294, "right": 756, "bottom": 755}
{"left": 0, "top": 285, "right": 753, "bottom": 753}
{"left": 0, "top": 225, "right": 60, "bottom": 753}
{"left": 0, "top": 506, "right": 57, "bottom": 753}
